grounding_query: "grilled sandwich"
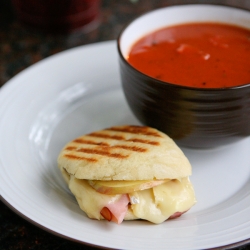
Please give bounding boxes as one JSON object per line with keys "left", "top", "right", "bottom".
{"left": 58, "top": 125, "right": 196, "bottom": 224}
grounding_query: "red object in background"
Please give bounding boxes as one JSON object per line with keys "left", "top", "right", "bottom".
{"left": 11, "top": 0, "right": 100, "bottom": 33}
{"left": 128, "top": 22, "right": 250, "bottom": 88}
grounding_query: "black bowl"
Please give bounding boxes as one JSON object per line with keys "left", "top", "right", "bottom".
{"left": 117, "top": 4, "right": 250, "bottom": 148}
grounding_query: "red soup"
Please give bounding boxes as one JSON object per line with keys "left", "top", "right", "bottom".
{"left": 127, "top": 23, "right": 250, "bottom": 88}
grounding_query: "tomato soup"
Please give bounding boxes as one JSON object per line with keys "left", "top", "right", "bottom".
{"left": 127, "top": 23, "right": 250, "bottom": 88}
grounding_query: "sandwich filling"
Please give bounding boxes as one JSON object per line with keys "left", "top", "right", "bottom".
{"left": 61, "top": 167, "right": 196, "bottom": 224}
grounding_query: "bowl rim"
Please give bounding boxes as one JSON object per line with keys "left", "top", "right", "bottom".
{"left": 117, "top": 4, "right": 250, "bottom": 91}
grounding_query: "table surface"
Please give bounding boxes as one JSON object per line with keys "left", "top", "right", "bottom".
{"left": 1, "top": 0, "right": 250, "bottom": 249}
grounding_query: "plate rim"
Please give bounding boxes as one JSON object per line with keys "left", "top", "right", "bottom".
{"left": 1, "top": 197, "right": 250, "bottom": 250}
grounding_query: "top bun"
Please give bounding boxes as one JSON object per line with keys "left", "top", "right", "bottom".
{"left": 57, "top": 125, "right": 192, "bottom": 180}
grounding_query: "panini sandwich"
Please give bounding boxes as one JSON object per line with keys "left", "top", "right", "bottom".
{"left": 58, "top": 125, "right": 196, "bottom": 224}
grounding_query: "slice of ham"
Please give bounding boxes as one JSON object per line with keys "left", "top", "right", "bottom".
{"left": 100, "top": 194, "right": 130, "bottom": 224}
{"left": 169, "top": 210, "right": 187, "bottom": 219}
{"left": 100, "top": 194, "right": 188, "bottom": 223}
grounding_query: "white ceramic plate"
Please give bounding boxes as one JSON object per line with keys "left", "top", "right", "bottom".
{"left": 1, "top": 41, "right": 250, "bottom": 250}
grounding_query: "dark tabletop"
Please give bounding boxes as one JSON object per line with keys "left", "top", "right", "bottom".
{"left": 1, "top": 0, "right": 250, "bottom": 249}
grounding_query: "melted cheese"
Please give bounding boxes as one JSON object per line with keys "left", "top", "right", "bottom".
{"left": 68, "top": 176, "right": 196, "bottom": 224}
{"left": 69, "top": 176, "right": 124, "bottom": 220}
{"left": 129, "top": 178, "right": 196, "bottom": 223}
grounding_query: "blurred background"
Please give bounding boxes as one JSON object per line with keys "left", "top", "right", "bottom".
{"left": 1, "top": 0, "right": 250, "bottom": 249}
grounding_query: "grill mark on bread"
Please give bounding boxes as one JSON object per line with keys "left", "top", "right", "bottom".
{"left": 74, "top": 139, "right": 109, "bottom": 146}
{"left": 88, "top": 132, "right": 124, "bottom": 140}
{"left": 77, "top": 148, "right": 128, "bottom": 158}
{"left": 107, "top": 126, "right": 162, "bottom": 137}
{"left": 65, "top": 146, "right": 77, "bottom": 151}
{"left": 73, "top": 138, "right": 153, "bottom": 151}
{"left": 64, "top": 154, "right": 97, "bottom": 162}
{"left": 86, "top": 133, "right": 159, "bottom": 146}
{"left": 65, "top": 146, "right": 128, "bottom": 159}
{"left": 66, "top": 144, "right": 146, "bottom": 156}
{"left": 127, "top": 138, "right": 159, "bottom": 145}
{"left": 92, "top": 145, "right": 147, "bottom": 153}
{"left": 113, "top": 145, "right": 147, "bottom": 152}
{"left": 66, "top": 146, "right": 77, "bottom": 150}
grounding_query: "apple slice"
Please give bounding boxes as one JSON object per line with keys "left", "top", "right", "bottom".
{"left": 88, "top": 179, "right": 169, "bottom": 195}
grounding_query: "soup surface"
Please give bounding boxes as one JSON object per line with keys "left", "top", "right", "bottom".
{"left": 127, "top": 23, "right": 250, "bottom": 88}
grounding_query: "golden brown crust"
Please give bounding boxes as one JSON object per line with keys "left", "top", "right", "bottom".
{"left": 57, "top": 125, "right": 192, "bottom": 180}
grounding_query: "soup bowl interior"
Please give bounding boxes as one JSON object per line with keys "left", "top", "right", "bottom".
{"left": 118, "top": 4, "right": 250, "bottom": 148}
